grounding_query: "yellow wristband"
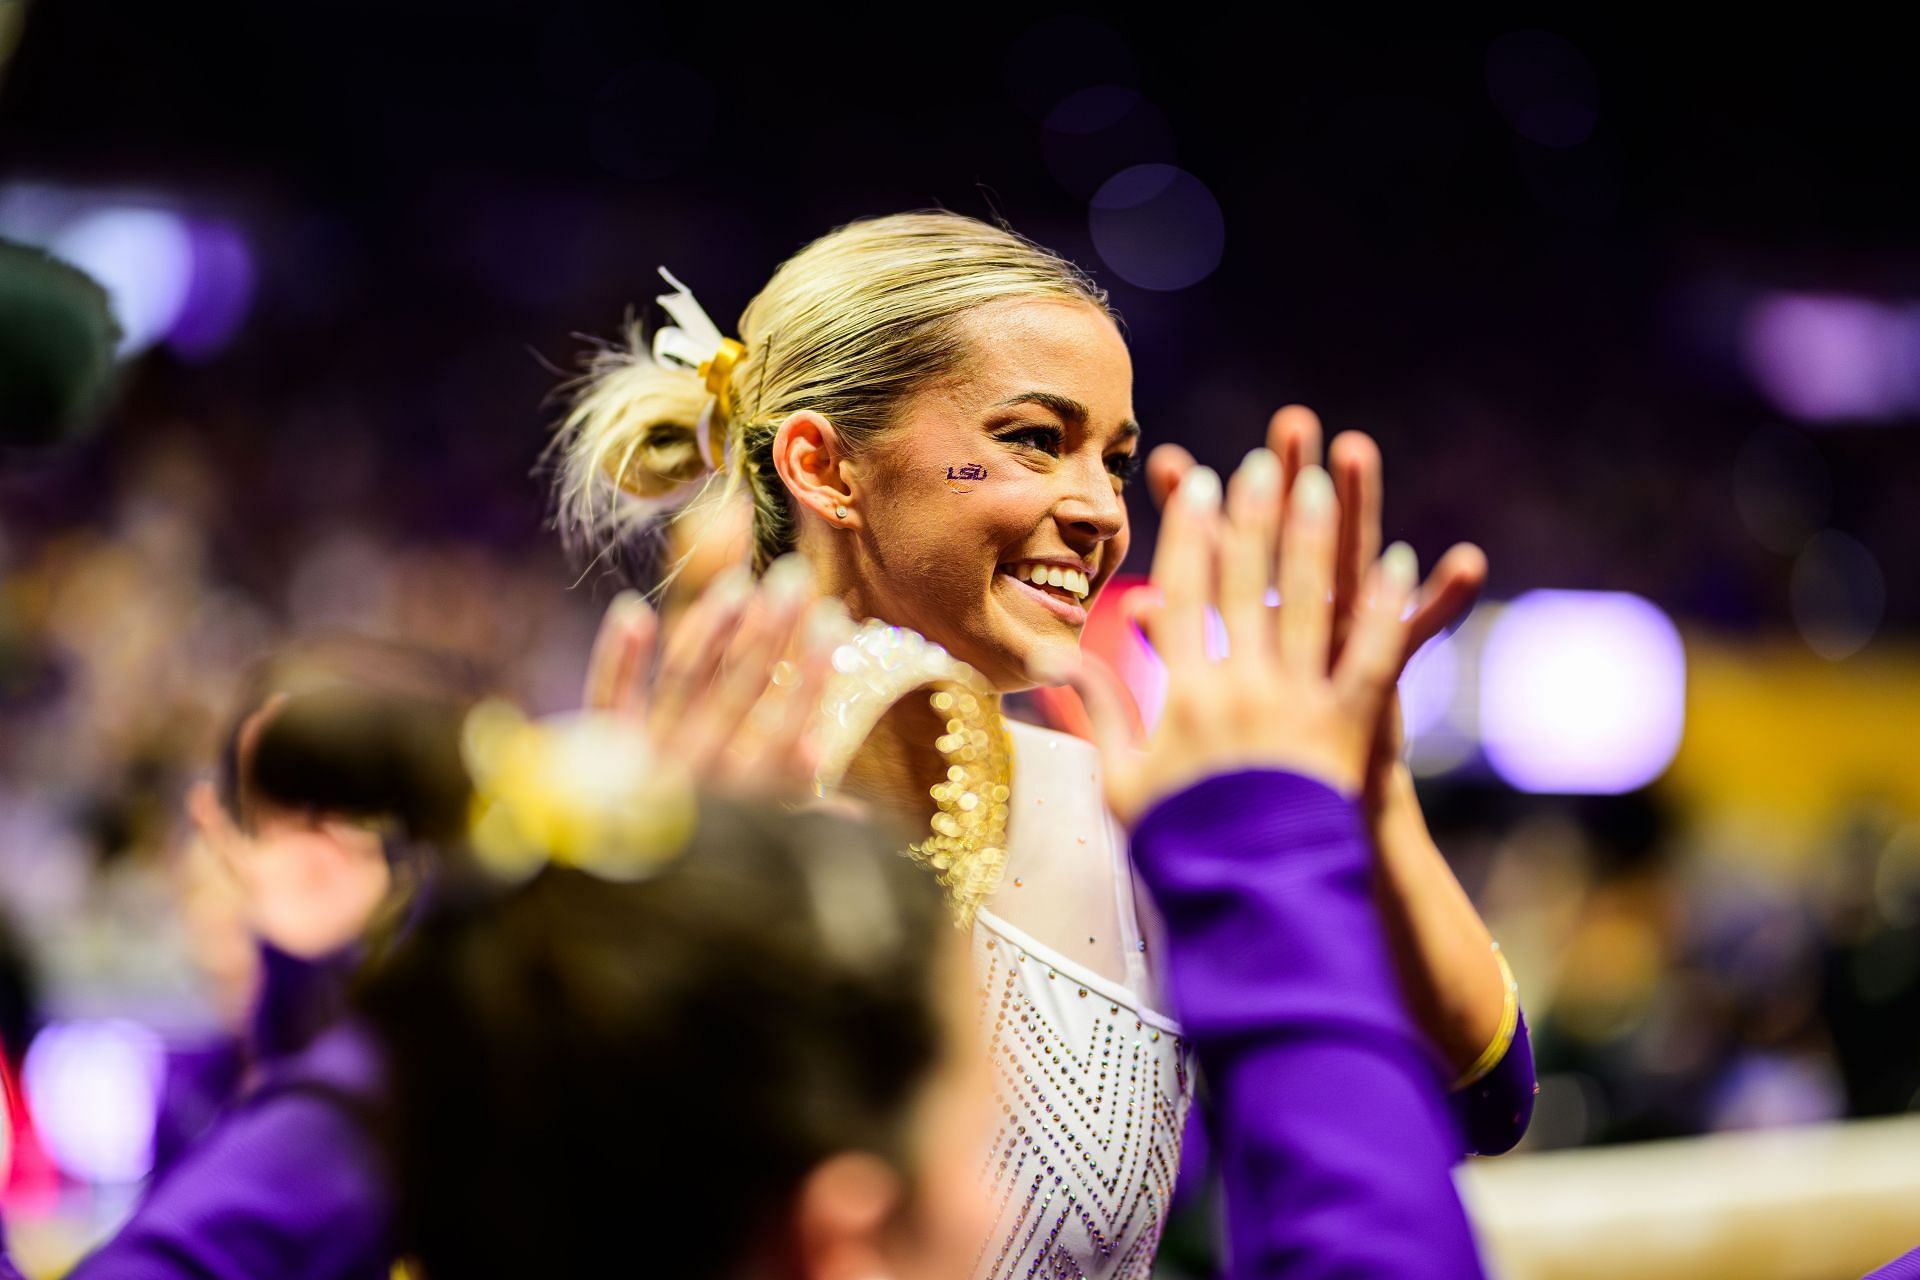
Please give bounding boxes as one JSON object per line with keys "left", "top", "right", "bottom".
{"left": 1451, "top": 943, "right": 1520, "bottom": 1091}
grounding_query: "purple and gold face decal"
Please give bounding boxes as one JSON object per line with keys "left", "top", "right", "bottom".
{"left": 945, "top": 462, "right": 987, "bottom": 493}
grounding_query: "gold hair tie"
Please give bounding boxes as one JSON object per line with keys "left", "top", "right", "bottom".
{"left": 460, "top": 699, "right": 697, "bottom": 883}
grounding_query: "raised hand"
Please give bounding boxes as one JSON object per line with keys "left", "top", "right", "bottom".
{"left": 1063, "top": 453, "right": 1420, "bottom": 829}
{"left": 580, "top": 554, "right": 851, "bottom": 799}
{"left": 1151, "top": 407, "right": 1485, "bottom": 667}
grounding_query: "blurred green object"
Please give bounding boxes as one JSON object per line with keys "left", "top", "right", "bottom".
{"left": 0, "top": 236, "right": 120, "bottom": 449}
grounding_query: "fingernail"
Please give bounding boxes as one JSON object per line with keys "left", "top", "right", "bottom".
{"left": 709, "top": 564, "right": 755, "bottom": 608}
{"left": 1293, "top": 465, "right": 1333, "bottom": 518}
{"left": 1026, "top": 649, "right": 1077, "bottom": 686}
{"left": 802, "top": 596, "right": 854, "bottom": 649}
{"left": 610, "top": 589, "right": 646, "bottom": 626}
{"left": 761, "top": 553, "right": 814, "bottom": 608}
{"left": 1239, "top": 448, "right": 1280, "bottom": 496}
{"left": 1180, "top": 465, "right": 1222, "bottom": 511}
{"left": 1382, "top": 541, "right": 1418, "bottom": 592}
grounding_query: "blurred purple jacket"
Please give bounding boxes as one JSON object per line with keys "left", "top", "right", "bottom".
{"left": 1131, "top": 769, "right": 1488, "bottom": 1279}
{"left": 67, "top": 1023, "right": 390, "bottom": 1280}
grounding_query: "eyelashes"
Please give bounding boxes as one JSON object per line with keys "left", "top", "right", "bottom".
{"left": 995, "top": 424, "right": 1140, "bottom": 485}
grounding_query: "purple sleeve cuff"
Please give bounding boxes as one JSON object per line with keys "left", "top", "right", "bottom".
{"left": 1450, "top": 1009, "right": 1536, "bottom": 1156}
{"left": 1131, "top": 769, "right": 1485, "bottom": 1280}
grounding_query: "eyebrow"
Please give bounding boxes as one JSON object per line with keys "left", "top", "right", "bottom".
{"left": 994, "top": 391, "right": 1142, "bottom": 446}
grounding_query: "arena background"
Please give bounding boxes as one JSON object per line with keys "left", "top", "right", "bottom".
{"left": 1, "top": 6, "right": 1917, "bottom": 1276}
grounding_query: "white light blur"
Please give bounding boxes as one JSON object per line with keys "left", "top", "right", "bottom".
{"left": 51, "top": 207, "right": 197, "bottom": 355}
{"left": 23, "top": 1019, "right": 165, "bottom": 1184}
{"left": 1479, "top": 591, "right": 1686, "bottom": 794}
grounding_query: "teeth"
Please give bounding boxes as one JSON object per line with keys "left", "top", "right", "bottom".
{"left": 1004, "top": 563, "right": 1090, "bottom": 603}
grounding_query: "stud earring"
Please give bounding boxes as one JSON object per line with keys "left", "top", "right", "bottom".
{"left": 834, "top": 504, "right": 849, "bottom": 520}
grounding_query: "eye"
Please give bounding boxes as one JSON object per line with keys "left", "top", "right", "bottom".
{"left": 1107, "top": 452, "right": 1141, "bottom": 485}
{"left": 996, "top": 425, "right": 1064, "bottom": 455}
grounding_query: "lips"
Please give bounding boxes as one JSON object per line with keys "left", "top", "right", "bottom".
{"left": 995, "top": 568, "right": 1089, "bottom": 625}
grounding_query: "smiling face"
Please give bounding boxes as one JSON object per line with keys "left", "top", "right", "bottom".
{"left": 839, "top": 299, "right": 1138, "bottom": 689}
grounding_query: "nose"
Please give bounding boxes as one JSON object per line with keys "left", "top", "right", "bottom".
{"left": 1054, "top": 457, "right": 1126, "bottom": 554}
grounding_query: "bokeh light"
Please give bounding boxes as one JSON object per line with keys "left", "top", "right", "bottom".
{"left": 1790, "top": 530, "right": 1886, "bottom": 660}
{"left": 168, "top": 218, "right": 256, "bottom": 360}
{"left": 1088, "top": 165, "right": 1224, "bottom": 292}
{"left": 50, "top": 206, "right": 196, "bottom": 356}
{"left": 1479, "top": 591, "right": 1686, "bottom": 794}
{"left": 23, "top": 1019, "right": 166, "bottom": 1184}
{"left": 1742, "top": 292, "right": 1920, "bottom": 422}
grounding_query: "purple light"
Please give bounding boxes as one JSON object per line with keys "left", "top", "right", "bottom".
{"left": 23, "top": 1020, "right": 165, "bottom": 1184}
{"left": 1089, "top": 165, "right": 1225, "bottom": 292}
{"left": 1479, "top": 591, "right": 1685, "bottom": 794}
{"left": 1741, "top": 292, "right": 1920, "bottom": 422}
{"left": 50, "top": 207, "right": 196, "bottom": 356}
{"left": 168, "top": 218, "right": 256, "bottom": 360}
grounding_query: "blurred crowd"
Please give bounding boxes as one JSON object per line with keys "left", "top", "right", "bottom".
{"left": 1, "top": 387, "right": 1916, "bottom": 1225}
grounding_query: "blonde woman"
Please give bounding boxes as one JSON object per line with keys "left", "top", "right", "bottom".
{"left": 556, "top": 212, "right": 1531, "bottom": 1280}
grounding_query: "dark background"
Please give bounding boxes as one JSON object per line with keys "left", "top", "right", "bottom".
{"left": 3, "top": 6, "right": 1914, "bottom": 629}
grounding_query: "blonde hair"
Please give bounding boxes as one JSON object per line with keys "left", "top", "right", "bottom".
{"left": 550, "top": 211, "right": 1112, "bottom": 589}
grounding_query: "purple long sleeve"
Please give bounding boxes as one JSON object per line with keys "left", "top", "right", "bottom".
{"left": 70, "top": 1024, "right": 391, "bottom": 1280}
{"left": 1, "top": 1218, "right": 21, "bottom": 1280}
{"left": 1449, "top": 1010, "right": 1535, "bottom": 1157}
{"left": 1131, "top": 769, "right": 1486, "bottom": 1280}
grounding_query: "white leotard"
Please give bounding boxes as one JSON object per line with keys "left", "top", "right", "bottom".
{"left": 968, "top": 720, "right": 1192, "bottom": 1280}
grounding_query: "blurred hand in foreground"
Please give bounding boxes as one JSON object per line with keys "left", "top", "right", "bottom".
{"left": 580, "top": 554, "right": 852, "bottom": 801}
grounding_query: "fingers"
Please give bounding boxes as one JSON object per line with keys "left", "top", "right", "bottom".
{"left": 1404, "top": 542, "right": 1488, "bottom": 664}
{"left": 676, "top": 554, "right": 815, "bottom": 772}
{"left": 1145, "top": 442, "right": 1196, "bottom": 511}
{"left": 1329, "top": 430, "right": 1382, "bottom": 626}
{"left": 1336, "top": 543, "right": 1420, "bottom": 716}
{"left": 582, "top": 591, "right": 642, "bottom": 712}
{"left": 1220, "top": 448, "right": 1281, "bottom": 662}
{"left": 1060, "top": 649, "right": 1141, "bottom": 766}
{"left": 728, "top": 595, "right": 849, "bottom": 792}
{"left": 1146, "top": 465, "right": 1221, "bottom": 669}
{"left": 1267, "top": 405, "right": 1324, "bottom": 514}
{"left": 647, "top": 564, "right": 755, "bottom": 739}
{"left": 1276, "top": 465, "right": 1337, "bottom": 675}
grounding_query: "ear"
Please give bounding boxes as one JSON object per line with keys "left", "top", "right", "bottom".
{"left": 789, "top": 1152, "right": 904, "bottom": 1280}
{"left": 772, "top": 411, "right": 859, "bottom": 528}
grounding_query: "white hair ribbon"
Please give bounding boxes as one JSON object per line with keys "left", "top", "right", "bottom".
{"left": 650, "top": 266, "right": 744, "bottom": 472}
{"left": 650, "top": 267, "right": 727, "bottom": 375}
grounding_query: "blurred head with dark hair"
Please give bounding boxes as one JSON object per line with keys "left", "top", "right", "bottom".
{"left": 360, "top": 796, "right": 992, "bottom": 1280}
{"left": 187, "top": 636, "right": 483, "bottom": 959}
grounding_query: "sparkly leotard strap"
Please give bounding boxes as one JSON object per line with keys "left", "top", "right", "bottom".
{"left": 812, "top": 619, "right": 1015, "bottom": 927}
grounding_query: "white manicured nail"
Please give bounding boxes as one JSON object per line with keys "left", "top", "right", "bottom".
{"left": 1026, "top": 649, "right": 1077, "bottom": 686}
{"left": 709, "top": 564, "right": 754, "bottom": 607}
{"left": 1180, "top": 465, "right": 1222, "bottom": 511}
{"left": 1239, "top": 448, "right": 1280, "bottom": 496}
{"left": 609, "top": 589, "right": 647, "bottom": 626}
{"left": 761, "top": 553, "right": 814, "bottom": 607}
{"left": 1382, "top": 541, "right": 1418, "bottom": 592}
{"left": 1293, "top": 465, "right": 1333, "bottom": 517}
{"left": 802, "top": 596, "right": 854, "bottom": 649}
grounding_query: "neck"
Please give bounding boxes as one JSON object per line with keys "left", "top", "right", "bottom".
{"left": 838, "top": 693, "right": 947, "bottom": 834}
